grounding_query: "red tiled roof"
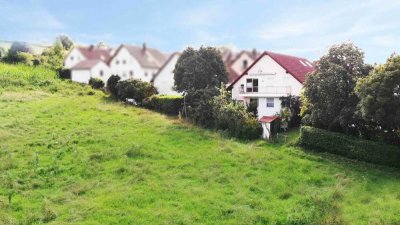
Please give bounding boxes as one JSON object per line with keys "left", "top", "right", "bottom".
{"left": 266, "top": 51, "right": 315, "bottom": 83}
{"left": 77, "top": 46, "right": 112, "bottom": 62}
{"left": 228, "top": 51, "right": 316, "bottom": 89}
{"left": 259, "top": 116, "right": 281, "bottom": 123}
{"left": 71, "top": 59, "right": 102, "bottom": 69}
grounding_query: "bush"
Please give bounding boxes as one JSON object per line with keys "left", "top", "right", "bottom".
{"left": 211, "top": 85, "right": 262, "bottom": 139}
{"left": 57, "top": 68, "right": 71, "bottom": 79}
{"left": 298, "top": 126, "right": 400, "bottom": 168}
{"left": 106, "top": 75, "right": 120, "bottom": 97}
{"left": 89, "top": 77, "right": 105, "bottom": 89}
{"left": 115, "top": 79, "right": 157, "bottom": 103}
{"left": 143, "top": 94, "right": 183, "bottom": 115}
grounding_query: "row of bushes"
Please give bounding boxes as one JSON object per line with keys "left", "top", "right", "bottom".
{"left": 143, "top": 95, "right": 183, "bottom": 115}
{"left": 298, "top": 126, "right": 400, "bottom": 168}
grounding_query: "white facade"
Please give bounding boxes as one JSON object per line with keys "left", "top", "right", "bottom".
{"left": 153, "top": 53, "right": 180, "bottom": 95}
{"left": 64, "top": 48, "right": 85, "bottom": 69}
{"left": 231, "top": 55, "right": 303, "bottom": 119}
{"left": 71, "top": 61, "right": 110, "bottom": 84}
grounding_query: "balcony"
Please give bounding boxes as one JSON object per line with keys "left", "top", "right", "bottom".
{"left": 239, "top": 85, "right": 292, "bottom": 96}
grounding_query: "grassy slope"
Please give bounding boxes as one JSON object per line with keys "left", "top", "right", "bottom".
{"left": 0, "top": 65, "right": 400, "bottom": 224}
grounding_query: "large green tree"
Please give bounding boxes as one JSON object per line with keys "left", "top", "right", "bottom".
{"left": 174, "top": 46, "right": 228, "bottom": 127}
{"left": 301, "top": 42, "right": 372, "bottom": 133}
{"left": 355, "top": 54, "right": 400, "bottom": 143}
{"left": 57, "top": 35, "right": 74, "bottom": 51}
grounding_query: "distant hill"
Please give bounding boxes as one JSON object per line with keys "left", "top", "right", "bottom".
{"left": 0, "top": 40, "right": 51, "bottom": 55}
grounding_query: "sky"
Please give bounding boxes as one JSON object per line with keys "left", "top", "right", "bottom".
{"left": 0, "top": 0, "right": 399, "bottom": 64}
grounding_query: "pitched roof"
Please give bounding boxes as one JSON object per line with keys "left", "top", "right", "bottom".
{"left": 151, "top": 52, "right": 180, "bottom": 83}
{"left": 228, "top": 51, "right": 316, "bottom": 88}
{"left": 122, "top": 44, "right": 169, "bottom": 68}
{"left": 224, "top": 50, "right": 260, "bottom": 83}
{"left": 71, "top": 59, "right": 102, "bottom": 70}
{"left": 77, "top": 46, "right": 112, "bottom": 62}
{"left": 259, "top": 116, "right": 281, "bottom": 123}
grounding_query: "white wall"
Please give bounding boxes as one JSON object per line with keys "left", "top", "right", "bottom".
{"left": 64, "top": 48, "right": 85, "bottom": 69}
{"left": 231, "top": 54, "right": 303, "bottom": 118}
{"left": 90, "top": 62, "right": 111, "bottom": 84}
{"left": 71, "top": 70, "right": 91, "bottom": 84}
{"left": 153, "top": 54, "right": 179, "bottom": 95}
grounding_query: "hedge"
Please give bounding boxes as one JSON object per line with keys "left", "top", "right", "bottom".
{"left": 143, "top": 94, "right": 183, "bottom": 115}
{"left": 298, "top": 126, "right": 400, "bottom": 168}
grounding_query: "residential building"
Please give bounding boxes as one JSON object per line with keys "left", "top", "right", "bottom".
{"left": 151, "top": 52, "right": 180, "bottom": 95}
{"left": 224, "top": 50, "right": 260, "bottom": 84}
{"left": 228, "top": 51, "right": 315, "bottom": 119}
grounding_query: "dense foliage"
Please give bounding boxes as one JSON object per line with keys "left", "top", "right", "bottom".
{"left": 40, "top": 41, "right": 66, "bottom": 70}
{"left": 89, "top": 77, "right": 105, "bottom": 89}
{"left": 173, "top": 47, "right": 228, "bottom": 127}
{"left": 115, "top": 79, "right": 157, "bottom": 103}
{"left": 301, "top": 42, "right": 372, "bottom": 133}
{"left": 211, "top": 86, "right": 262, "bottom": 139}
{"left": 57, "top": 35, "right": 74, "bottom": 50}
{"left": 355, "top": 54, "right": 400, "bottom": 144}
{"left": 279, "top": 95, "right": 301, "bottom": 128}
{"left": 106, "top": 75, "right": 121, "bottom": 97}
{"left": 298, "top": 126, "right": 400, "bottom": 168}
{"left": 143, "top": 94, "right": 183, "bottom": 115}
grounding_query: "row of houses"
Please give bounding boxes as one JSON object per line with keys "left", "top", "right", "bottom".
{"left": 64, "top": 43, "right": 315, "bottom": 138}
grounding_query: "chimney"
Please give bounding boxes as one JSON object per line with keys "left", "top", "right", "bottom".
{"left": 89, "top": 45, "right": 95, "bottom": 51}
{"left": 142, "top": 42, "right": 147, "bottom": 52}
{"left": 252, "top": 48, "right": 257, "bottom": 57}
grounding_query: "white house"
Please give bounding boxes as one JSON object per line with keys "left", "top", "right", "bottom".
{"left": 229, "top": 51, "right": 315, "bottom": 118}
{"left": 151, "top": 52, "right": 180, "bottom": 95}
{"left": 228, "top": 51, "right": 315, "bottom": 138}
{"left": 64, "top": 43, "right": 169, "bottom": 84}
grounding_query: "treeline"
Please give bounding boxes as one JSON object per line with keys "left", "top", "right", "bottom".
{"left": 0, "top": 35, "right": 73, "bottom": 70}
{"left": 301, "top": 42, "right": 400, "bottom": 145}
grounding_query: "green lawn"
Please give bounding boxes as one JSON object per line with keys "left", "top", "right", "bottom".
{"left": 0, "top": 66, "right": 400, "bottom": 224}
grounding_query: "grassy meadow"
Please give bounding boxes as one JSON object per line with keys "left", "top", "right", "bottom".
{"left": 0, "top": 64, "right": 400, "bottom": 224}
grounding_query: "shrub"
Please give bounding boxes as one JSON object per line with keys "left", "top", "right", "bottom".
{"left": 143, "top": 94, "right": 183, "bottom": 115}
{"left": 115, "top": 79, "right": 157, "bottom": 103}
{"left": 298, "top": 126, "right": 400, "bottom": 168}
{"left": 89, "top": 77, "right": 105, "bottom": 89}
{"left": 211, "top": 85, "right": 262, "bottom": 139}
{"left": 57, "top": 68, "right": 71, "bottom": 79}
{"left": 106, "top": 75, "right": 120, "bottom": 97}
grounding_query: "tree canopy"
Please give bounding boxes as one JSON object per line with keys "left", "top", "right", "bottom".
{"left": 301, "top": 42, "right": 371, "bottom": 132}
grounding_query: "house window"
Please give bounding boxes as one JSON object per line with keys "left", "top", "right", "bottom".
{"left": 99, "top": 70, "right": 104, "bottom": 77}
{"left": 246, "top": 78, "right": 258, "bottom": 92}
{"left": 129, "top": 70, "right": 134, "bottom": 77}
{"left": 243, "top": 60, "right": 248, "bottom": 69}
{"left": 123, "top": 59, "right": 126, "bottom": 64}
{"left": 145, "top": 72, "right": 148, "bottom": 77}
{"left": 266, "top": 98, "right": 274, "bottom": 108}
{"left": 70, "top": 56, "right": 74, "bottom": 61}
{"left": 116, "top": 60, "right": 120, "bottom": 65}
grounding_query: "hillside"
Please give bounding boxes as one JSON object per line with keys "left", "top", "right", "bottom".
{"left": 0, "top": 64, "right": 400, "bottom": 224}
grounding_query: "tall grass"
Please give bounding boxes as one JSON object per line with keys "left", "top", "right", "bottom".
{"left": 0, "top": 63, "right": 57, "bottom": 88}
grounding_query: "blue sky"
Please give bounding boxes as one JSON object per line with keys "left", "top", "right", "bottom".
{"left": 1, "top": 0, "right": 399, "bottom": 63}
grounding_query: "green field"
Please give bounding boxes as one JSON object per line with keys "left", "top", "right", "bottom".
{"left": 0, "top": 64, "right": 399, "bottom": 224}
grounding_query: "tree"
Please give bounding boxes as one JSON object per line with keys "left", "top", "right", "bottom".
{"left": 280, "top": 95, "right": 301, "bottom": 127}
{"left": 301, "top": 42, "right": 372, "bottom": 133}
{"left": 89, "top": 78, "right": 105, "bottom": 89}
{"left": 40, "top": 41, "right": 66, "bottom": 70}
{"left": 0, "top": 47, "right": 5, "bottom": 59}
{"left": 3, "top": 42, "right": 34, "bottom": 63}
{"left": 115, "top": 79, "right": 157, "bottom": 103}
{"left": 57, "top": 35, "right": 74, "bottom": 50}
{"left": 107, "top": 75, "right": 121, "bottom": 97}
{"left": 355, "top": 54, "right": 400, "bottom": 144}
{"left": 173, "top": 46, "right": 228, "bottom": 127}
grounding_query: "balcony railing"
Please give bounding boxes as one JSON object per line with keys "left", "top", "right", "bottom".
{"left": 240, "top": 86, "right": 292, "bottom": 95}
